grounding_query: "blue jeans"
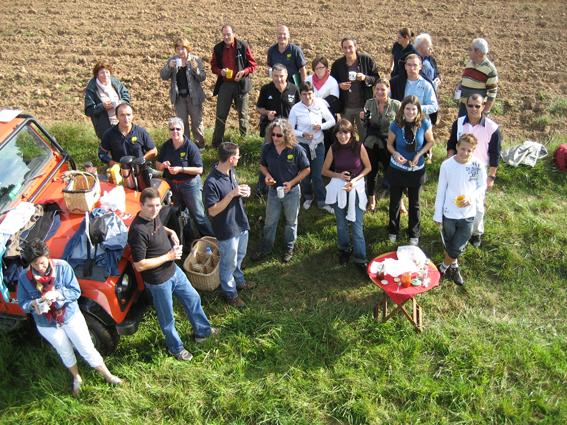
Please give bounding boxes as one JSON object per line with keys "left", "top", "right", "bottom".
{"left": 442, "top": 216, "right": 474, "bottom": 259}
{"left": 218, "top": 230, "right": 248, "bottom": 300}
{"left": 332, "top": 194, "right": 367, "bottom": 263}
{"left": 300, "top": 142, "right": 326, "bottom": 208}
{"left": 146, "top": 265, "right": 211, "bottom": 354}
{"left": 169, "top": 175, "right": 214, "bottom": 241}
{"left": 259, "top": 185, "right": 301, "bottom": 254}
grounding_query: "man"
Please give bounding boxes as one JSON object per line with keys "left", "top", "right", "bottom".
{"left": 211, "top": 24, "right": 257, "bottom": 148}
{"left": 414, "top": 33, "right": 441, "bottom": 90}
{"left": 266, "top": 25, "right": 307, "bottom": 84}
{"left": 203, "top": 142, "right": 255, "bottom": 309}
{"left": 256, "top": 63, "right": 301, "bottom": 195}
{"left": 99, "top": 103, "right": 157, "bottom": 168}
{"left": 446, "top": 94, "right": 502, "bottom": 248}
{"left": 390, "top": 54, "right": 438, "bottom": 123}
{"left": 128, "top": 188, "right": 215, "bottom": 361}
{"left": 454, "top": 38, "right": 498, "bottom": 117}
{"left": 330, "top": 37, "right": 379, "bottom": 140}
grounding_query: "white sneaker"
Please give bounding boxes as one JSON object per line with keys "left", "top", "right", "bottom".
{"left": 321, "top": 205, "right": 335, "bottom": 214}
{"left": 409, "top": 238, "right": 419, "bottom": 246}
{"left": 389, "top": 234, "right": 397, "bottom": 243}
{"left": 303, "top": 200, "right": 313, "bottom": 210}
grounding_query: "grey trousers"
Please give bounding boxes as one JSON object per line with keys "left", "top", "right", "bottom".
{"left": 174, "top": 96, "right": 205, "bottom": 145}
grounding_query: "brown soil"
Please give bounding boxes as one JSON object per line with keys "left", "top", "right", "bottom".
{"left": 1, "top": 0, "right": 566, "bottom": 144}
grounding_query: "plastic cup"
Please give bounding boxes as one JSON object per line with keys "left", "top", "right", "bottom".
{"left": 226, "top": 69, "right": 233, "bottom": 79}
{"left": 277, "top": 186, "right": 285, "bottom": 199}
{"left": 268, "top": 67, "right": 273, "bottom": 78}
{"left": 454, "top": 89, "right": 462, "bottom": 100}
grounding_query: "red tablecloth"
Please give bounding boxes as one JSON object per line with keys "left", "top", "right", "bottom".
{"left": 368, "top": 252, "right": 440, "bottom": 305}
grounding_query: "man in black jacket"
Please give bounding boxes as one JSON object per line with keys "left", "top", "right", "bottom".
{"left": 210, "top": 25, "right": 257, "bottom": 148}
{"left": 330, "top": 37, "right": 379, "bottom": 141}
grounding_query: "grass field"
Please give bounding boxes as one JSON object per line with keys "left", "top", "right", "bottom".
{"left": 1, "top": 120, "right": 566, "bottom": 424}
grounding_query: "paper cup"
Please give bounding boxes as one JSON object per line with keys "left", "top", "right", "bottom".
{"left": 454, "top": 89, "right": 462, "bottom": 100}
{"left": 277, "top": 186, "right": 285, "bottom": 199}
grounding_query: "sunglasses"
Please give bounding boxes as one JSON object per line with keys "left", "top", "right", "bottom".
{"left": 169, "top": 127, "right": 183, "bottom": 131}
{"left": 466, "top": 104, "right": 482, "bottom": 109}
{"left": 272, "top": 133, "right": 284, "bottom": 138}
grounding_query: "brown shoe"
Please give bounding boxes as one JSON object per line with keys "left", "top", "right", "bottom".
{"left": 236, "top": 281, "right": 256, "bottom": 290}
{"left": 226, "top": 296, "right": 247, "bottom": 309}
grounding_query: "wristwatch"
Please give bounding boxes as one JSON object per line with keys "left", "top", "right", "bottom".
{"left": 488, "top": 175, "right": 496, "bottom": 180}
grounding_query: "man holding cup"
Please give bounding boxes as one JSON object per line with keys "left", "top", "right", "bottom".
{"left": 330, "top": 37, "right": 380, "bottom": 141}
{"left": 128, "top": 188, "right": 215, "bottom": 361}
{"left": 203, "top": 142, "right": 256, "bottom": 309}
{"left": 210, "top": 24, "right": 257, "bottom": 148}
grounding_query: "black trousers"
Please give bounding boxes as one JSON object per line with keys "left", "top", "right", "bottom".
{"left": 388, "top": 184, "right": 422, "bottom": 238}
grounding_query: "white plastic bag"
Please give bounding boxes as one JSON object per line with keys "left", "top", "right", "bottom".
{"left": 99, "top": 186, "right": 126, "bottom": 213}
{"left": 397, "top": 245, "right": 428, "bottom": 267}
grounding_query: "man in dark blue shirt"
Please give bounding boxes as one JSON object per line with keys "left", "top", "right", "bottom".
{"left": 203, "top": 142, "right": 255, "bottom": 309}
{"left": 99, "top": 104, "right": 157, "bottom": 168}
{"left": 266, "top": 25, "right": 306, "bottom": 84}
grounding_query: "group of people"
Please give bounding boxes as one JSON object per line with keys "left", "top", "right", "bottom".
{"left": 19, "top": 25, "right": 502, "bottom": 397}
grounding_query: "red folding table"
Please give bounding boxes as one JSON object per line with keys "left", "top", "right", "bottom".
{"left": 368, "top": 252, "right": 440, "bottom": 332}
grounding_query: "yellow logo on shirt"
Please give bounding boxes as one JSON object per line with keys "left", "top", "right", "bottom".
{"left": 287, "top": 54, "right": 292, "bottom": 59}
{"left": 131, "top": 137, "right": 138, "bottom": 143}
{"left": 180, "top": 152, "right": 186, "bottom": 158}
{"left": 287, "top": 154, "right": 293, "bottom": 162}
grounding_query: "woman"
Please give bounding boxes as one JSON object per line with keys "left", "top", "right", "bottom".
{"left": 156, "top": 117, "right": 213, "bottom": 245}
{"left": 360, "top": 79, "right": 401, "bottom": 212}
{"left": 84, "top": 60, "right": 130, "bottom": 140}
{"left": 389, "top": 28, "right": 416, "bottom": 78}
{"left": 288, "top": 81, "right": 336, "bottom": 214}
{"left": 386, "top": 96, "right": 434, "bottom": 246}
{"left": 305, "top": 56, "right": 341, "bottom": 154}
{"left": 17, "top": 239, "right": 122, "bottom": 398}
{"left": 160, "top": 37, "right": 207, "bottom": 149}
{"left": 250, "top": 119, "right": 311, "bottom": 264}
{"left": 322, "top": 120, "right": 372, "bottom": 273}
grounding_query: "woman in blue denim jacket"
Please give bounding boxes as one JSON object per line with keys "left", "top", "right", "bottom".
{"left": 17, "top": 239, "right": 123, "bottom": 398}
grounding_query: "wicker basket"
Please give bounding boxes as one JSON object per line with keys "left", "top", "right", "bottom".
{"left": 183, "top": 237, "right": 220, "bottom": 291}
{"left": 63, "top": 171, "right": 101, "bottom": 214}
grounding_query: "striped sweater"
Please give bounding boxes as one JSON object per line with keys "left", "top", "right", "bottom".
{"left": 459, "top": 58, "right": 498, "bottom": 103}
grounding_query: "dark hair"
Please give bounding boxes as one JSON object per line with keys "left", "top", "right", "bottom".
{"left": 332, "top": 119, "right": 359, "bottom": 156}
{"left": 218, "top": 142, "right": 239, "bottom": 162}
{"left": 311, "top": 56, "right": 328, "bottom": 70}
{"left": 341, "top": 37, "right": 357, "bottom": 48}
{"left": 458, "top": 133, "right": 478, "bottom": 148}
{"left": 140, "top": 187, "right": 160, "bottom": 205}
{"left": 299, "top": 80, "right": 314, "bottom": 93}
{"left": 173, "top": 37, "right": 192, "bottom": 52}
{"left": 115, "top": 103, "right": 132, "bottom": 116}
{"left": 399, "top": 27, "right": 415, "bottom": 39}
{"left": 266, "top": 119, "right": 296, "bottom": 149}
{"left": 395, "top": 95, "right": 423, "bottom": 129}
{"left": 93, "top": 60, "right": 112, "bottom": 78}
{"left": 23, "top": 239, "right": 50, "bottom": 264}
{"left": 374, "top": 77, "right": 390, "bottom": 88}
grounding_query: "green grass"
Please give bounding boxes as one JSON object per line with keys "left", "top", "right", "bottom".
{"left": 1, "top": 124, "right": 566, "bottom": 424}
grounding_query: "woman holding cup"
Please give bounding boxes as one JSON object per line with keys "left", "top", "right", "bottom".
{"left": 322, "top": 119, "right": 372, "bottom": 272}
{"left": 156, "top": 117, "right": 214, "bottom": 246}
{"left": 386, "top": 95, "right": 434, "bottom": 246}
{"left": 250, "top": 119, "right": 311, "bottom": 264}
{"left": 17, "top": 239, "right": 123, "bottom": 398}
{"left": 160, "top": 37, "right": 207, "bottom": 149}
{"left": 84, "top": 60, "right": 130, "bottom": 141}
{"left": 288, "top": 81, "right": 336, "bottom": 214}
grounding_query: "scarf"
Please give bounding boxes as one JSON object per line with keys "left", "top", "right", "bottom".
{"left": 312, "top": 72, "right": 330, "bottom": 91}
{"left": 27, "top": 259, "right": 66, "bottom": 325}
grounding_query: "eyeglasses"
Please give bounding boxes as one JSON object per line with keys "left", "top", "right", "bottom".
{"left": 169, "top": 127, "right": 182, "bottom": 131}
{"left": 314, "top": 66, "right": 326, "bottom": 71}
{"left": 232, "top": 154, "right": 242, "bottom": 159}
{"left": 272, "top": 133, "right": 284, "bottom": 138}
{"left": 466, "top": 104, "right": 482, "bottom": 109}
